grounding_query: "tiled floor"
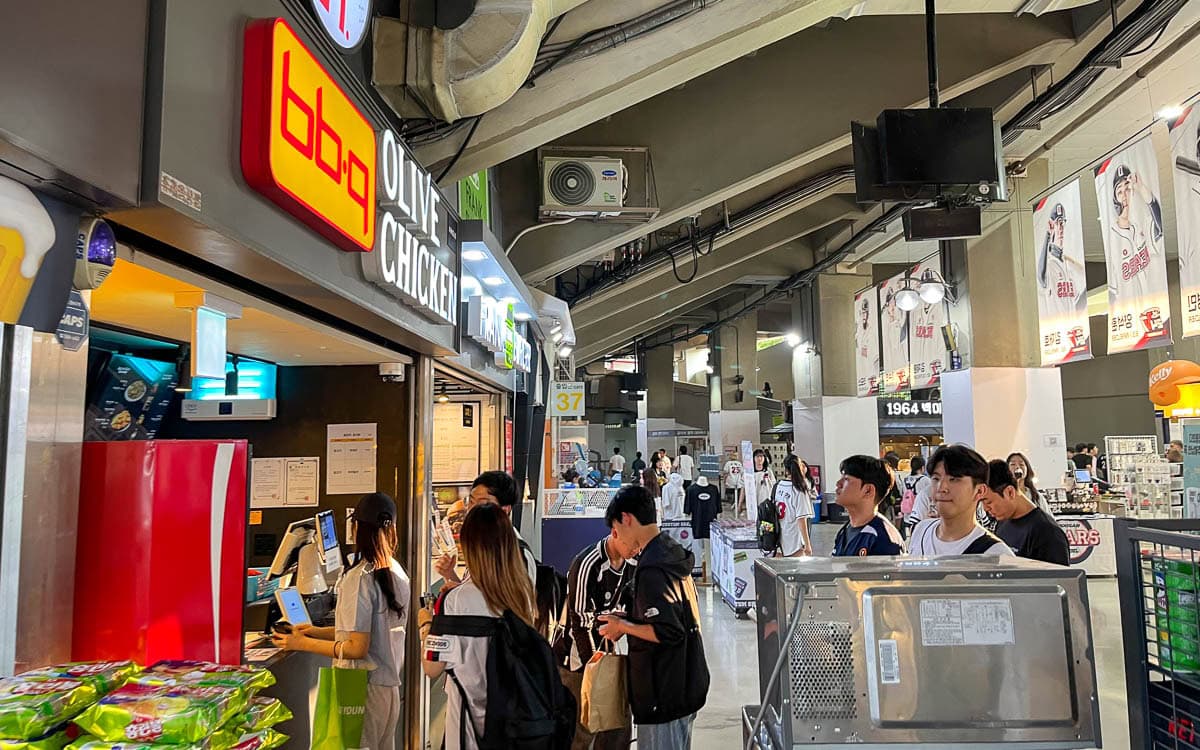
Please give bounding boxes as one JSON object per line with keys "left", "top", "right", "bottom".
{"left": 683, "top": 522, "right": 1129, "bottom": 750}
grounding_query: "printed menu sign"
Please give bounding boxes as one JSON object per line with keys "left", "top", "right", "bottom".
{"left": 84, "top": 354, "right": 178, "bottom": 441}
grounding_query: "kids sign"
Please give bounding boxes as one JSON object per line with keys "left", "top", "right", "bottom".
{"left": 241, "top": 18, "right": 457, "bottom": 326}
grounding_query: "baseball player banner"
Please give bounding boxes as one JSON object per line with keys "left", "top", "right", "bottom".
{"left": 878, "top": 271, "right": 911, "bottom": 393}
{"left": 1094, "top": 135, "right": 1171, "bottom": 354}
{"left": 1033, "top": 179, "right": 1092, "bottom": 365}
{"left": 1171, "top": 106, "right": 1200, "bottom": 338}
{"left": 908, "top": 257, "right": 947, "bottom": 388}
{"left": 854, "top": 287, "right": 881, "bottom": 396}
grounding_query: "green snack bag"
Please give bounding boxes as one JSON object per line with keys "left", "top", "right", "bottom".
{"left": 67, "top": 737, "right": 213, "bottom": 750}
{"left": 0, "top": 678, "right": 98, "bottom": 741}
{"left": 0, "top": 725, "right": 75, "bottom": 750}
{"left": 224, "top": 729, "right": 287, "bottom": 750}
{"left": 134, "top": 662, "right": 274, "bottom": 695}
{"left": 73, "top": 683, "right": 244, "bottom": 745}
{"left": 238, "top": 697, "right": 292, "bottom": 732}
{"left": 18, "top": 663, "right": 140, "bottom": 696}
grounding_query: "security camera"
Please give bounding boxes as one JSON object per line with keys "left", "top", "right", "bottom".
{"left": 379, "top": 363, "right": 406, "bottom": 383}
{"left": 73, "top": 217, "right": 117, "bottom": 290}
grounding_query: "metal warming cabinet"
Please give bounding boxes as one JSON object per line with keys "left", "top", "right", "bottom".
{"left": 745, "top": 556, "right": 1101, "bottom": 749}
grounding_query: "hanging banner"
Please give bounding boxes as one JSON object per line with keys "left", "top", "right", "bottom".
{"left": 854, "top": 287, "right": 880, "bottom": 397}
{"left": 908, "top": 257, "right": 947, "bottom": 389}
{"left": 1094, "top": 135, "right": 1171, "bottom": 353}
{"left": 1033, "top": 179, "right": 1092, "bottom": 366}
{"left": 1171, "top": 107, "right": 1200, "bottom": 339}
{"left": 878, "top": 271, "right": 911, "bottom": 393}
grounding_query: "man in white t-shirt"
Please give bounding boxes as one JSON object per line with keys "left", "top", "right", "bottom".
{"left": 909, "top": 445, "right": 1014, "bottom": 557}
{"left": 609, "top": 447, "right": 626, "bottom": 477}
{"left": 673, "top": 445, "right": 695, "bottom": 489}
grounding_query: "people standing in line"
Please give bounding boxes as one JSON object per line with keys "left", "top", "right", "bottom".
{"left": 1006, "top": 452, "right": 1055, "bottom": 518}
{"left": 721, "top": 449, "right": 744, "bottom": 514}
{"left": 983, "top": 460, "right": 1069, "bottom": 565}
{"left": 1072, "top": 443, "right": 1094, "bottom": 473}
{"left": 662, "top": 472, "right": 685, "bottom": 520}
{"left": 673, "top": 445, "right": 696, "bottom": 489}
{"left": 631, "top": 451, "right": 648, "bottom": 474}
{"left": 275, "top": 492, "right": 411, "bottom": 750}
{"left": 436, "top": 471, "right": 537, "bottom": 586}
{"left": 908, "top": 445, "right": 1015, "bottom": 557}
{"left": 832, "top": 456, "right": 904, "bottom": 557}
{"left": 598, "top": 486, "right": 710, "bottom": 750}
{"left": 772, "top": 455, "right": 815, "bottom": 557}
{"left": 609, "top": 447, "right": 626, "bottom": 478}
{"left": 421, "top": 503, "right": 538, "bottom": 750}
{"left": 556, "top": 533, "right": 633, "bottom": 750}
{"left": 751, "top": 449, "right": 777, "bottom": 519}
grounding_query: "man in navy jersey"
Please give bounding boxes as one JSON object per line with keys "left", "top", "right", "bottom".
{"left": 832, "top": 455, "right": 904, "bottom": 557}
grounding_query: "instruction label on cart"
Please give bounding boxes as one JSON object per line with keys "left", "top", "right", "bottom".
{"left": 919, "top": 598, "right": 1015, "bottom": 646}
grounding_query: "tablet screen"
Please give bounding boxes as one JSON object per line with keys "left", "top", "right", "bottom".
{"left": 276, "top": 587, "right": 311, "bottom": 626}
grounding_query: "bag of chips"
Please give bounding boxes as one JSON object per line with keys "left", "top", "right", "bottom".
{"left": 68, "top": 738, "right": 212, "bottom": 750}
{"left": 0, "top": 724, "right": 76, "bottom": 750}
{"left": 221, "top": 729, "right": 288, "bottom": 750}
{"left": 18, "top": 663, "right": 140, "bottom": 696}
{"left": 132, "top": 662, "right": 274, "bottom": 695}
{"left": 72, "top": 683, "right": 245, "bottom": 745}
{"left": 0, "top": 678, "right": 98, "bottom": 740}
{"left": 237, "top": 698, "right": 292, "bottom": 732}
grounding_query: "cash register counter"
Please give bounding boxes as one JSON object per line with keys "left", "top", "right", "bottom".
{"left": 242, "top": 637, "right": 323, "bottom": 749}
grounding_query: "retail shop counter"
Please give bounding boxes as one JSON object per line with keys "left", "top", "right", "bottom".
{"left": 541, "top": 487, "right": 618, "bottom": 574}
{"left": 245, "top": 642, "right": 321, "bottom": 749}
{"left": 1057, "top": 514, "right": 1117, "bottom": 576}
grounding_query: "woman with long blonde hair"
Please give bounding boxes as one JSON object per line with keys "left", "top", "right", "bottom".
{"left": 420, "top": 503, "right": 535, "bottom": 749}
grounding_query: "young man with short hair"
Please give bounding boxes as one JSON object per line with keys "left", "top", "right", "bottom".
{"left": 984, "top": 460, "right": 1069, "bottom": 565}
{"left": 610, "top": 446, "right": 626, "bottom": 477}
{"left": 674, "top": 445, "right": 695, "bottom": 488}
{"left": 631, "top": 451, "right": 647, "bottom": 474}
{"left": 833, "top": 455, "right": 904, "bottom": 557}
{"left": 909, "top": 445, "right": 1014, "bottom": 557}
{"left": 598, "top": 486, "right": 709, "bottom": 749}
{"left": 435, "top": 471, "right": 538, "bottom": 584}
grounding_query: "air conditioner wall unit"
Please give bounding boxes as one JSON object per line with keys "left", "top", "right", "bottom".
{"left": 542, "top": 156, "right": 625, "bottom": 211}
{"left": 181, "top": 398, "right": 277, "bottom": 421}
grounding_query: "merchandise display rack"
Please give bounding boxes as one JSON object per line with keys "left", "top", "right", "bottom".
{"left": 1116, "top": 518, "right": 1200, "bottom": 748}
{"left": 1107, "top": 435, "right": 1169, "bottom": 518}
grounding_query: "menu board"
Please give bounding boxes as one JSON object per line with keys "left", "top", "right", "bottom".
{"left": 84, "top": 354, "right": 178, "bottom": 441}
{"left": 433, "top": 402, "right": 482, "bottom": 483}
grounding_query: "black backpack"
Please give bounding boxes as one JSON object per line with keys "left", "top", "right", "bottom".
{"left": 518, "top": 539, "right": 569, "bottom": 639}
{"left": 435, "top": 609, "right": 576, "bottom": 750}
{"left": 757, "top": 484, "right": 781, "bottom": 553}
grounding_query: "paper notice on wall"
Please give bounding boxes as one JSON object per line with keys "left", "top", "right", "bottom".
{"left": 327, "top": 423, "right": 377, "bottom": 495}
{"left": 251, "top": 457, "right": 321, "bottom": 508}
{"left": 920, "top": 598, "right": 1015, "bottom": 646}
{"left": 1094, "top": 134, "right": 1172, "bottom": 353}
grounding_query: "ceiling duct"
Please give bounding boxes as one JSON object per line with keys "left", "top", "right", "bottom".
{"left": 373, "top": 0, "right": 590, "bottom": 123}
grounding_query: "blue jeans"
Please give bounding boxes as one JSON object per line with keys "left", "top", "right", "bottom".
{"left": 637, "top": 713, "right": 696, "bottom": 750}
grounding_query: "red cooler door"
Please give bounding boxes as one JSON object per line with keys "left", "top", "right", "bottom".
{"left": 74, "top": 440, "right": 249, "bottom": 665}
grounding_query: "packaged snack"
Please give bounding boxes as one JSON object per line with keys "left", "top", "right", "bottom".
{"left": 0, "top": 678, "right": 98, "bottom": 740}
{"left": 237, "top": 698, "right": 292, "bottom": 732}
{"left": 68, "top": 738, "right": 212, "bottom": 750}
{"left": 133, "top": 662, "right": 274, "bottom": 695}
{"left": 72, "top": 683, "right": 245, "bottom": 745}
{"left": 18, "top": 663, "right": 140, "bottom": 696}
{"left": 223, "top": 729, "right": 287, "bottom": 750}
{"left": 0, "top": 724, "right": 75, "bottom": 750}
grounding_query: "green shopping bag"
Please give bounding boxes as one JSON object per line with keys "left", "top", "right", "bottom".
{"left": 312, "top": 666, "right": 369, "bottom": 750}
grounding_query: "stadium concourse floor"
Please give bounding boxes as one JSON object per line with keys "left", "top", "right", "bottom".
{"left": 686, "top": 522, "right": 1127, "bottom": 750}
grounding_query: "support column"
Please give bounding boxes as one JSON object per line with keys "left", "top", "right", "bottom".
{"left": 640, "top": 345, "right": 676, "bottom": 459}
{"left": 942, "top": 158, "right": 1067, "bottom": 486}
{"left": 708, "top": 311, "right": 759, "bottom": 453}
{"left": 789, "top": 274, "right": 880, "bottom": 497}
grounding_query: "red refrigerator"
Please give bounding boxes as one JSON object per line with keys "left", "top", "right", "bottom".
{"left": 74, "top": 440, "right": 249, "bottom": 665}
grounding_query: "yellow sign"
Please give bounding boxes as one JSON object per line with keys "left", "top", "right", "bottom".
{"left": 242, "top": 18, "right": 377, "bottom": 253}
{"left": 551, "top": 381, "right": 586, "bottom": 418}
{"left": 249, "top": 510, "right": 263, "bottom": 526}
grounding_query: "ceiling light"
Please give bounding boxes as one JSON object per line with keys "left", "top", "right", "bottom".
{"left": 1159, "top": 105, "right": 1185, "bottom": 121}
{"left": 551, "top": 323, "right": 562, "bottom": 334}
{"left": 462, "top": 275, "right": 480, "bottom": 292}
{"left": 785, "top": 332, "right": 801, "bottom": 347}
{"left": 463, "top": 249, "right": 487, "bottom": 261}
{"left": 895, "top": 276, "right": 920, "bottom": 311}
{"left": 483, "top": 276, "right": 504, "bottom": 287}
{"left": 558, "top": 346, "right": 573, "bottom": 358}
{"left": 919, "top": 280, "right": 945, "bottom": 304}
{"left": 499, "top": 296, "right": 518, "bottom": 305}
{"left": 437, "top": 393, "right": 450, "bottom": 403}
{"left": 553, "top": 331, "right": 563, "bottom": 343}
{"left": 514, "top": 311, "right": 532, "bottom": 321}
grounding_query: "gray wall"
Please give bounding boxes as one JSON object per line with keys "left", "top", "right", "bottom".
{"left": 0, "top": 0, "right": 147, "bottom": 206}
{"left": 1060, "top": 317, "right": 1155, "bottom": 447}
{"left": 674, "top": 383, "right": 710, "bottom": 430}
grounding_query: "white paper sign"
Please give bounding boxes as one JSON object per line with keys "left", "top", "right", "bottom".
{"left": 327, "top": 423, "right": 378, "bottom": 495}
{"left": 251, "top": 457, "right": 321, "bottom": 508}
{"left": 920, "top": 598, "right": 1015, "bottom": 646}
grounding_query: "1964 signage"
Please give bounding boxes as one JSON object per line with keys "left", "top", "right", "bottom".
{"left": 241, "top": 18, "right": 457, "bottom": 326}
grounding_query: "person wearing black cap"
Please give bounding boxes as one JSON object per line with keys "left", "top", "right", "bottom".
{"left": 273, "top": 493, "right": 411, "bottom": 750}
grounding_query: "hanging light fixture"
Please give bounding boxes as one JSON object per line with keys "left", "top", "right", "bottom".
{"left": 895, "top": 273, "right": 920, "bottom": 312}
{"left": 918, "top": 268, "right": 946, "bottom": 304}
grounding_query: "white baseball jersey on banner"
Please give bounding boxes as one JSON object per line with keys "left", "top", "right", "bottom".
{"left": 1170, "top": 106, "right": 1200, "bottom": 338}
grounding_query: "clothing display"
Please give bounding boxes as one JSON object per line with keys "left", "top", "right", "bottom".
{"left": 662, "top": 474, "right": 685, "bottom": 520}
{"left": 722, "top": 460, "right": 744, "bottom": 489}
{"left": 684, "top": 479, "right": 721, "bottom": 540}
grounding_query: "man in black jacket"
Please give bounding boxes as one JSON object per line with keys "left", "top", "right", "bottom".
{"left": 598, "top": 485, "right": 710, "bottom": 749}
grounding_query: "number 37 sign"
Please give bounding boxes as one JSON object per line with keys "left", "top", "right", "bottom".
{"left": 551, "top": 382, "right": 586, "bottom": 418}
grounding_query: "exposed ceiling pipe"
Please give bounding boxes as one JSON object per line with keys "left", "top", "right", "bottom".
{"left": 549, "top": 0, "right": 725, "bottom": 68}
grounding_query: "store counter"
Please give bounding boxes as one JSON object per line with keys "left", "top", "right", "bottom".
{"left": 244, "top": 639, "right": 322, "bottom": 749}
{"left": 541, "top": 487, "right": 618, "bottom": 574}
{"left": 1057, "top": 514, "right": 1117, "bottom": 576}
